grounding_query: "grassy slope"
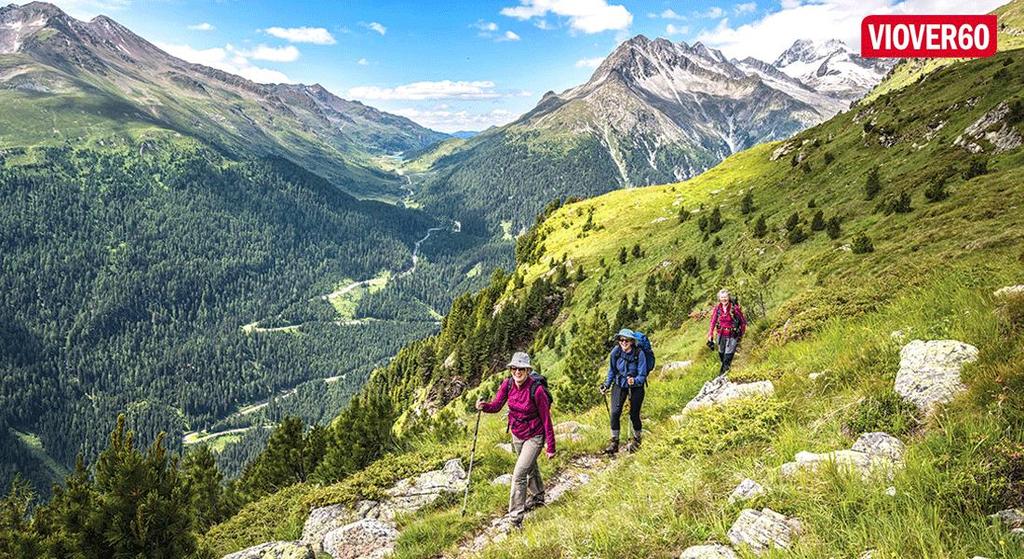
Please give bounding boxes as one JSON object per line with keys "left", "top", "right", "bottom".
{"left": 207, "top": 49, "right": 1024, "bottom": 558}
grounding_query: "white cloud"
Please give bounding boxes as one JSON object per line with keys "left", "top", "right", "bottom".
{"left": 473, "top": 20, "right": 500, "bottom": 32}
{"left": 694, "top": 0, "right": 1006, "bottom": 61}
{"left": 660, "top": 9, "right": 686, "bottom": 20}
{"left": 362, "top": 21, "right": 387, "bottom": 35}
{"left": 155, "top": 42, "right": 291, "bottom": 84}
{"left": 264, "top": 26, "right": 336, "bottom": 45}
{"left": 698, "top": 6, "right": 725, "bottom": 19}
{"left": 241, "top": 44, "right": 300, "bottom": 62}
{"left": 499, "top": 30, "right": 522, "bottom": 41}
{"left": 734, "top": 3, "right": 757, "bottom": 15}
{"left": 665, "top": 23, "right": 689, "bottom": 36}
{"left": 188, "top": 22, "right": 215, "bottom": 32}
{"left": 575, "top": 56, "right": 605, "bottom": 68}
{"left": 349, "top": 80, "right": 504, "bottom": 101}
{"left": 391, "top": 107, "right": 519, "bottom": 133}
{"left": 534, "top": 19, "right": 554, "bottom": 30}
{"left": 357, "top": 57, "right": 369, "bottom": 65}
{"left": 500, "top": 0, "right": 632, "bottom": 34}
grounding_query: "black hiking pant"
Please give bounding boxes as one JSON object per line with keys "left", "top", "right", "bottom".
{"left": 610, "top": 384, "right": 645, "bottom": 438}
{"left": 718, "top": 334, "right": 739, "bottom": 376}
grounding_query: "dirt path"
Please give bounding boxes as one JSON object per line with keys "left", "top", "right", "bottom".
{"left": 446, "top": 454, "right": 614, "bottom": 558}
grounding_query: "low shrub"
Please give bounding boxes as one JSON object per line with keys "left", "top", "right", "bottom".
{"left": 669, "top": 396, "right": 783, "bottom": 455}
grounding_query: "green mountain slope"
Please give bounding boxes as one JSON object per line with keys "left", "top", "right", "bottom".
{"left": 0, "top": 2, "right": 447, "bottom": 200}
{"left": 0, "top": 138, "right": 453, "bottom": 495}
{"left": 207, "top": 45, "right": 1024, "bottom": 559}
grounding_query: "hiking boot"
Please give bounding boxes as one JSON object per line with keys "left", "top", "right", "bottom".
{"left": 625, "top": 436, "right": 642, "bottom": 453}
{"left": 525, "top": 498, "right": 545, "bottom": 512}
{"left": 602, "top": 438, "right": 619, "bottom": 454}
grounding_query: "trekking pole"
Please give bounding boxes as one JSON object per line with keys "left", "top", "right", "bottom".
{"left": 461, "top": 410, "right": 482, "bottom": 516}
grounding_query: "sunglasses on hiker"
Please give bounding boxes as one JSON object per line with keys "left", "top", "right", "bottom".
{"left": 617, "top": 338, "right": 633, "bottom": 344}
{"left": 509, "top": 367, "right": 530, "bottom": 373}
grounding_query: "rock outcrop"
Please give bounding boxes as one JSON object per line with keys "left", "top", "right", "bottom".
{"left": 679, "top": 543, "right": 739, "bottom": 558}
{"left": 264, "top": 459, "right": 467, "bottom": 559}
{"left": 994, "top": 285, "right": 1024, "bottom": 299}
{"left": 676, "top": 376, "right": 774, "bottom": 417}
{"left": 322, "top": 519, "right": 399, "bottom": 559}
{"left": 781, "top": 432, "right": 905, "bottom": 479}
{"left": 727, "top": 508, "right": 802, "bottom": 555}
{"left": 894, "top": 340, "right": 979, "bottom": 413}
{"left": 954, "top": 101, "right": 1024, "bottom": 154}
{"left": 728, "top": 479, "right": 766, "bottom": 504}
{"left": 991, "top": 508, "right": 1024, "bottom": 537}
{"left": 222, "top": 541, "right": 315, "bottom": 559}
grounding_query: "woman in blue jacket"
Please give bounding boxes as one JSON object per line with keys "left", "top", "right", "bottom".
{"left": 600, "top": 328, "right": 648, "bottom": 454}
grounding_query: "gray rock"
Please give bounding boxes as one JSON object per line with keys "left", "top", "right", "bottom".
{"left": 496, "top": 443, "right": 514, "bottom": 455}
{"left": 990, "top": 508, "right": 1024, "bottom": 537}
{"left": 894, "top": 340, "right": 979, "bottom": 413}
{"left": 994, "top": 285, "right": 1024, "bottom": 299}
{"left": 728, "top": 479, "right": 766, "bottom": 504}
{"left": 492, "top": 473, "right": 512, "bottom": 485}
{"left": 383, "top": 458, "right": 467, "bottom": 517}
{"left": 301, "top": 501, "right": 380, "bottom": 552}
{"left": 662, "top": 360, "right": 693, "bottom": 372}
{"left": 679, "top": 543, "right": 738, "bottom": 559}
{"left": 954, "top": 102, "right": 1024, "bottom": 154}
{"left": 677, "top": 376, "right": 774, "bottom": 416}
{"left": 781, "top": 432, "right": 904, "bottom": 479}
{"left": 221, "top": 541, "right": 314, "bottom": 559}
{"left": 851, "top": 432, "right": 906, "bottom": 463}
{"left": 322, "top": 518, "right": 399, "bottom": 559}
{"left": 727, "top": 508, "right": 802, "bottom": 555}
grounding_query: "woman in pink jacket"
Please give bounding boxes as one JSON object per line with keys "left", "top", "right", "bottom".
{"left": 707, "top": 289, "right": 747, "bottom": 376}
{"left": 476, "top": 351, "right": 555, "bottom": 528}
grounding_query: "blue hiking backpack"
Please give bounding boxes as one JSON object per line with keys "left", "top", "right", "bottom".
{"left": 632, "top": 331, "right": 656, "bottom": 375}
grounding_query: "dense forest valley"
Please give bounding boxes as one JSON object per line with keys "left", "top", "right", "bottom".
{"left": 0, "top": 137, "right": 512, "bottom": 496}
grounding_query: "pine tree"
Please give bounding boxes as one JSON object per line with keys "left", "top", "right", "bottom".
{"left": 709, "top": 206, "right": 724, "bottom": 233}
{"left": 785, "top": 212, "right": 800, "bottom": 232}
{"left": 678, "top": 205, "right": 690, "bottom": 223}
{"left": 181, "top": 445, "right": 233, "bottom": 531}
{"left": 852, "top": 232, "right": 875, "bottom": 254}
{"left": 631, "top": 244, "right": 642, "bottom": 258}
{"left": 826, "top": 216, "right": 842, "bottom": 239}
{"left": 788, "top": 225, "right": 808, "bottom": 245}
{"left": 90, "top": 416, "right": 196, "bottom": 558}
{"left": 0, "top": 477, "right": 40, "bottom": 558}
{"left": 740, "top": 190, "right": 754, "bottom": 214}
{"left": 707, "top": 254, "right": 719, "bottom": 270}
{"left": 810, "top": 210, "right": 826, "bottom": 231}
{"left": 557, "top": 310, "right": 608, "bottom": 413}
{"left": 753, "top": 215, "right": 768, "bottom": 238}
{"left": 865, "top": 166, "right": 882, "bottom": 200}
{"left": 924, "top": 176, "right": 949, "bottom": 202}
{"left": 240, "top": 416, "right": 310, "bottom": 497}
{"left": 618, "top": 246, "right": 627, "bottom": 264}
{"left": 574, "top": 265, "right": 586, "bottom": 283}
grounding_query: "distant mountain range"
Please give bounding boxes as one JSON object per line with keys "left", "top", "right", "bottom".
{"left": 414, "top": 35, "right": 894, "bottom": 231}
{"left": 0, "top": 1, "right": 447, "bottom": 199}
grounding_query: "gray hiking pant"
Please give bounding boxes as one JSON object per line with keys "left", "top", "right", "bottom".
{"left": 509, "top": 434, "right": 545, "bottom": 522}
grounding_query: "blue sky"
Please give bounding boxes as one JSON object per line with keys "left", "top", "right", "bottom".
{"left": 43, "top": 0, "right": 1007, "bottom": 132}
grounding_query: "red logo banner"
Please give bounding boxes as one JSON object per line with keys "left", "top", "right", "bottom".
{"left": 861, "top": 15, "right": 998, "bottom": 58}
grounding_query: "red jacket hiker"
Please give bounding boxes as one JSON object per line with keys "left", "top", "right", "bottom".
{"left": 481, "top": 376, "right": 556, "bottom": 455}
{"left": 708, "top": 301, "right": 747, "bottom": 340}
